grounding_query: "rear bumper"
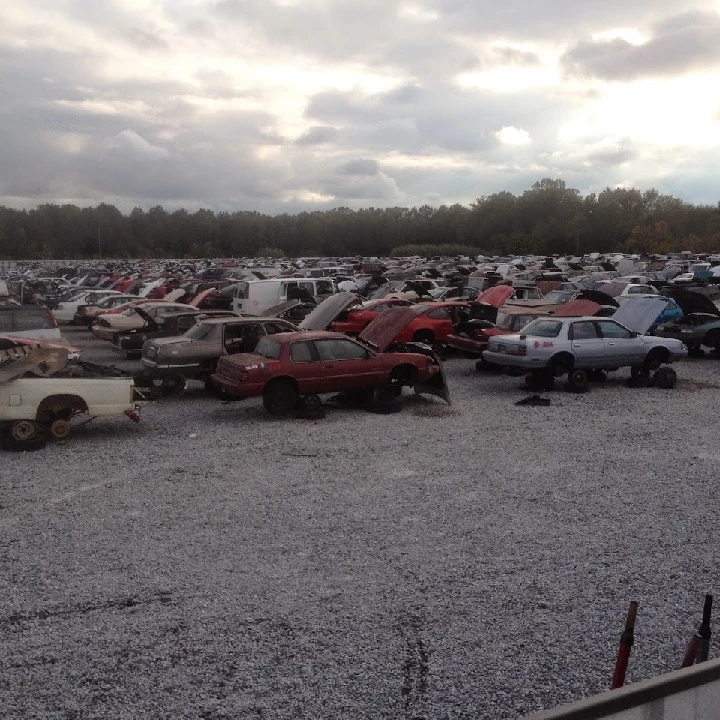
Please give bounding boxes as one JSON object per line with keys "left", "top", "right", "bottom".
{"left": 211, "top": 374, "right": 262, "bottom": 398}
{"left": 445, "top": 334, "right": 487, "bottom": 355}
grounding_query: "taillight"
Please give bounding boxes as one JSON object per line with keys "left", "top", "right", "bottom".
{"left": 517, "top": 344, "right": 527, "bottom": 356}
{"left": 49, "top": 311, "right": 58, "bottom": 328}
{"left": 243, "top": 286, "right": 249, "bottom": 299}
{"left": 238, "top": 370, "right": 250, "bottom": 381}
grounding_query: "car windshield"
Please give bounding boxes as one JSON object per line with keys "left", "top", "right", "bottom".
{"left": 495, "top": 312, "right": 515, "bottom": 330}
{"left": 520, "top": 319, "right": 563, "bottom": 337}
{"left": 255, "top": 337, "right": 281, "bottom": 359}
{"left": 184, "top": 322, "right": 214, "bottom": 340}
{"left": 542, "top": 291, "right": 575, "bottom": 304}
{"left": 121, "top": 307, "right": 139, "bottom": 317}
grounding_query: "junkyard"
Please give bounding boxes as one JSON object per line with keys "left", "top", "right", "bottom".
{"left": 2, "top": 256, "right": 720, "bottom": 718}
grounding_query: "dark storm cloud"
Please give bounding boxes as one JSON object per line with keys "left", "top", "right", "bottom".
{"left": 562, "top": 12, "right": 720, "bottom": 80}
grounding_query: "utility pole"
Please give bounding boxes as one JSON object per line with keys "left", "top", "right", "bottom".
{"left": 98, "top": 218, "right": 102, "bottom": 259}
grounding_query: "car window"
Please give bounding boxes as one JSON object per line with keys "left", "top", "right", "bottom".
{"left": 426, "top": 307, "right": 450, "bottom": 320}
{"left": 520, "top": 319, "right": 563, "bottom": 337}
{"left": 7, "top": 309, "right": 54, "bottom": 331}
{"left": 255, "top": 337, "right": 281, "bottom": 359}
{"left": 298, "top": 281, "right": 314, "bottom": 293}
{"left": 597, "top": 320, "right": 635, "bottom": 339}
{"left": 176, "top": 317, "right": 196, "bottom": 333}
{"left": 373, "top": 303, "right": 389, "bottom": 313}
{"left": 315, "top": 339, "right": 369, "bottom": 361}
{"left": 316, "top": 280, "right": 334, "bottom": 294}
{"left": 513, "top": 314, "right": 537, "bottom": 331}
{"left": 290, "top": 341, "right": 314, "bottom": 363}
{"left": 570, "top": 321, "right": 599, "bottom": 340}
{"left": 185, "top": 322, "right": 214, "bottom": 340}
{"left": 263, "top": 322, "right": 292, "bottom": 334}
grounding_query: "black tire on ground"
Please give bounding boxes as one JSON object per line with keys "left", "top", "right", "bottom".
{"left": 630, "top": 364, "right": 651, "bottom": 381}
{"left": 368, "top": 386, "right": 403, "bottom": 414}
{"left": 587, "top": 369, "right": 607, "bottom": 382}
{"left": 687, "top": 345, "right": 705, "bottom": 357}
{"left": 297, "top": 394, "right": 326, "bottom": 420}
{"left": 568, "top": 368, "right": 589, "bottom": 390}
{"left": 263, "top": 380, "right": 298, "bottom": 416}
{"left": 653, "top": 366, "right": 677, "bottom": 389}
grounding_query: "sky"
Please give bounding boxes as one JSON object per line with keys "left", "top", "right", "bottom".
{"left": 2, "top": 0, "right": 720, "bottom": 214}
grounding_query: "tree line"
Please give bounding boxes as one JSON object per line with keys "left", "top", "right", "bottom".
{"left": 0, "top": 179, "right": 718, "bottom": 260}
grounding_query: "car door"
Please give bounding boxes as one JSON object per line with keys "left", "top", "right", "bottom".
{"left": 288, "top": 340, "right": 324, "bottom": 394}
{"left": 424, "top": 306, "right": 453, "bottom": 340}
{"left": 314, "top": 338, "right": 385, "bottom": 391}
{"left": 596, "top": 320, "right": 646, "bottom": 365}
{"left": 568, "top": 321, "right": 605, "bottom": 368}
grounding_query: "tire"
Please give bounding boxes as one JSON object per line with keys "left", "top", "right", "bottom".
{"left": 548, "top": 354, "right": 573, "bottom": 378}
{"left": 412, "top": 330, "right": 434, "bottom": 345}
{"left": 263, "top": 380, "right": 298, "bottom": 416}
{"left": 653, "top": 367, "right": 677, "bottom": 389}
{"left": 297, "top": 394, "right": 326, "bottom": 420}
{"left": 204, "top": 378, "right": 215, "bottom": 393}
{"left": 645, "top": 349, "right": 668, "bottom": 371}
{"left": 630, "top": 365, "right": 651, "bottom": 381}
{"left": 153, "top": 375, "right": 187, "bottom": 398}
{"left": 568, "top": 368, "right": 588, "bottom": 390}
{"left": 11, "top": 420, "right": 38, "bottom": 442}
{"left": 368, "top": 386, "right": 403, "bottom": 414}
{"left": 704, "top": 330, "right": 720, "bottom": 349}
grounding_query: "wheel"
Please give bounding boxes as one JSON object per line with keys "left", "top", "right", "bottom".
{"left": 548, "top": 354, "right": 573, "bottom": 378}
{"left": 630, "top": 365, "right": 650, "bottom": 381}
{"left": 568, "top": 368, "right": 588, "bottom": 389}
{"left": 653, "top": 367, "right": 677, "bottom": 389}
{"left": 587, "top": 369, "right": 607, "bottom": 383}
{"left": 11, "top": 420, "right": 38, "bottom": 442}
{"left": 368, "top": 387, "right": 403, "bottom": 414}
{"left": 263, "top": 380, "right": 298, "bottom": 416}
{"left": 50, "top": 418, "right": 71, "bottom": 440}
{"left": 645, "top": 349, "right": 668, "bottom": 371}
{"left": 297, "top": 394, "right": 326, "bottom": 420}
{"left": 412, "top": 330, "right": 434, "bottom": 345}
{"left": 704, "top": 330, "right": 720, "bottom": 349}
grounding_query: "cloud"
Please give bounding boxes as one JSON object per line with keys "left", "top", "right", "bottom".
{"left": 562, "top": 12, "right": 720, "bottom": 80}
{"left": 0, "top": 0, "right": 719, "bottom": 212}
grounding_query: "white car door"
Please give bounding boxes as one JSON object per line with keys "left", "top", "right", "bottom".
{"left": 568, "top": 320, "right": 606, "bottom": 367}
{"left": 596, "top": 320, "right": 646, "bottom": 365}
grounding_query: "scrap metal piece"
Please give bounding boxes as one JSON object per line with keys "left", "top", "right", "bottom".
{"left": 0, "top": 344, "right": 70, "bottom": 383}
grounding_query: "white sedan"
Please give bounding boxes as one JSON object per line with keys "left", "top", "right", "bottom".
{"left": 53, "top": 290, "right": 121, "bottom": 324}
{"left": 483, "top": 316, "right": 686, "bottom": 378}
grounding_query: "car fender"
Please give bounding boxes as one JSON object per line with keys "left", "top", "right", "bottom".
{"left": 403, "top": 342, "right": 450, "bottom": 404}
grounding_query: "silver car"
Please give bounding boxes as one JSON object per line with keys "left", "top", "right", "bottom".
{"left": 483, "top": 316, "right": 687, "bottom": 375}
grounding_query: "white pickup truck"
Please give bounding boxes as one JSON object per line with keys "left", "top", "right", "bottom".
{"left": 0, "top": 343, "right": 143, "bottom": 449}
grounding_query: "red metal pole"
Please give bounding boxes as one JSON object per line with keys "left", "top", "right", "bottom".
{"left": 611, "top": 601, "right": 639, "bottom": 689}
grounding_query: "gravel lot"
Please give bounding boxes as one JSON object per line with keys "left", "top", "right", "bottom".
{"left": 2, "top": 327, "right": 720, "bottom": 719}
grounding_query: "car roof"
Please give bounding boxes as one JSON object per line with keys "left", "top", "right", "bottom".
{"left": 262, "top": 330, "right": 353, "bottom": 343}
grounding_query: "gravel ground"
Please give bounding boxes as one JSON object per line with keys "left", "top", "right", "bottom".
{"left": 2, "top": 327, "right": 720, "bottom": 719}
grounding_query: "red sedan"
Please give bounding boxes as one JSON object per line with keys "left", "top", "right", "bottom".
{"left": 212, "top": 330, "right": 447, "bottom": 415}
{"left": 390, "top": 302, "right": 471, "bottom": 345}
{"left": 329, "top": 298, "right": 412, "bottom": 335}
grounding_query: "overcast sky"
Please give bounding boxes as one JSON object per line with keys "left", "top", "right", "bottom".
{"left": 2, "top": 0, "right": 720, "bottom": 213}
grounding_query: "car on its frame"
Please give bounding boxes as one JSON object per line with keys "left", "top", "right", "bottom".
{"left": 482, "top": 316, "right": 686, "bottom": 382}
{"left": 212, "top": 308, "right": 451, "bottom": 415}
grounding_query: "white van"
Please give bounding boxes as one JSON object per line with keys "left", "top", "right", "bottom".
{"left": 231, "top": 278, "right": 337, "bottom": 315}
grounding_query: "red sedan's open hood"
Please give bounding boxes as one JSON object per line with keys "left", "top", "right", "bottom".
{"left": 299, "top": 293, "right": 360, "bottom": 331}
{"left": 358, "top": 305, "right": 428, "bottom": 352}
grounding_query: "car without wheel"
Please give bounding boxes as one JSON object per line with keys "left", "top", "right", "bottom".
{"left": 482, "top": 316, "right": 686, "bottom": 384}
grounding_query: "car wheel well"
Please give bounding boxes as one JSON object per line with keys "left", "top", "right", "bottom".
{"left": 645, "top": 347, "right": 669, "bottom": 368}
{"left": 36, "top": 394, "right": 88, "bottom": 424}
{"left": 549, "top": 352, "right": 574, "bottom": 374}
{"left": 412, "top": 329, "right": 435, "bottom": 343}
{"left": 390, "top": 364, "right": 419, "bottom": 386}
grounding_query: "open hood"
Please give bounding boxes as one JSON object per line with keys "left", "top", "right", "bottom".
{"left": 132, "top": 306, "right": 159, "bottom": 331}
{"left": 298, "top": 293, "right": 359, "bottom": 331}
{"left": 666, "top": 288, "right": 720, "bottom": 317}
{"left": 164, "top": 288, "right": 186, "bottom": 303}
{"left": 358, "top": 305, "right": 428, "bottom": 352}
{"left": 611, "top": 297, "right": 669, "bottom": 335}
{"left": 594, "top": 281, "right": 626, "bottom": 297}
{"left": 478, "top": 285, "right": 514, "bottom": 308}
